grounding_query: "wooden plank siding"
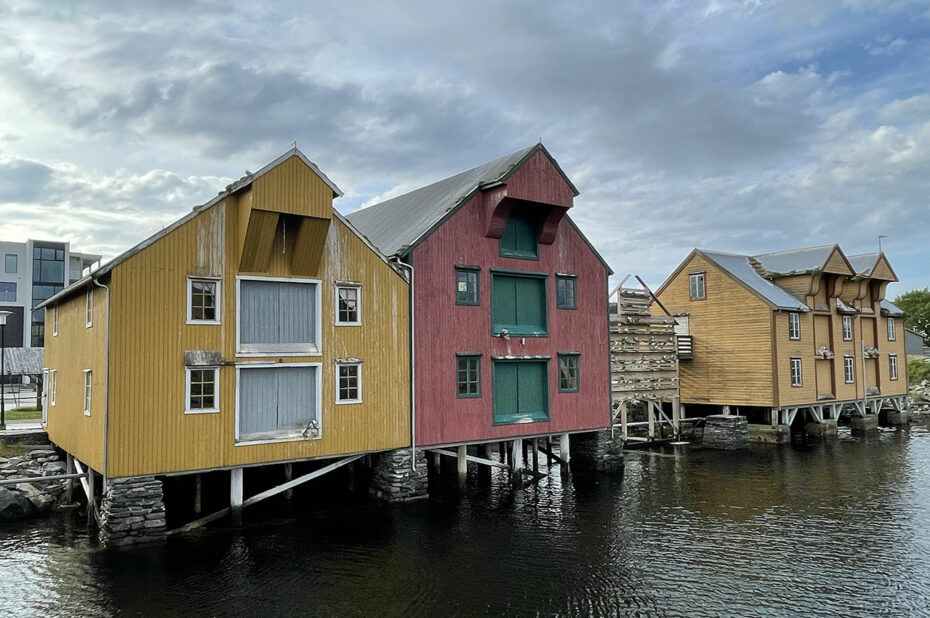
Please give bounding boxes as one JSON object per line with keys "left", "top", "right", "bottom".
{"left": 410, "top": 149, "right": 610, "bottom": 446}
{"left": 44, "top": 285, "right": 107, "bottom": 472}
{"left": 653, "top": 254, "right": 775, "bottom": 407}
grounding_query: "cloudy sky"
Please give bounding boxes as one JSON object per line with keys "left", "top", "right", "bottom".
{"left": 1, "top": 0, "right": 928, "bottom": 297}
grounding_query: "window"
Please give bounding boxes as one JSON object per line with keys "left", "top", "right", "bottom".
{"left": 558, "top": 354, "right": 579, "bottom": 392}
{"left": 52, "top": 305, "right": 58, "bottom": 336}
{"left": 887, "top": 317, "right": 896, "bottom": 341}
{"left": 0, "top": 282, "right": 14, "bottom": 302}
{"left": 456, "top": 355, "right": 481, "bottom": 398}
{"left": 336, "top": 362, "right": 362, "bottom": 403}
{"left": 493, "top": 360, "right": 549, "bottom": 424}
{"left": 499, "top": 207, "right": 539, "bottom": 259}
{"left": 842, "top": 315, "right": 853, "bottom": 341}
{"left": 237, "top": 364, "right": 321, "bottom": 442}
{"left": 890, "top": 355, "right": 898, "bottom": 380}
{"left": 4, "top": 254, "right": 16, "bottom": 273}
{"left": 790, "top": 358, "right": 802, "bottom": 387}
{"left": 556, "top": 275, "right": 576, "bottom": 310}
{"left": 237, "top": 277, "right": 320, "bottom": 355}
{"left": 85, "top": 287, "right": 93, "bottom": 328}
{"left": 49, "top": 369, "right": 57, "bottom": 406}
{"left": 335, "top": 285, "right": 361, "bottom": 325}
{"left": 689, "top": 273, "right": 705, "bottom": 300}
{"left": 455, "top": 268, "right": 479, "bottom": 306}
{"left": 83, "top": 370, "right": 92, "bottom": 416}
{"left": 30, "top": 283, "right": 62, "bottom": 347}
{"left": 188, "top": 278, "right": 220, "bottom": 323}
{"left": 186, "top": 367, "right": 219, "bottom": 414}
{"left": 491, "top": 271, "right": 547, "bottom": 336}
{"left": 788, "top": 312, "right": 800, "bottom": 340}
{"left": 844, "top": 356, "right": 855, "bottom": 384}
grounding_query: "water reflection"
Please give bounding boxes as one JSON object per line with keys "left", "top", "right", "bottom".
{"left": 2, "top": 426, "right": 929, "bottom": 616}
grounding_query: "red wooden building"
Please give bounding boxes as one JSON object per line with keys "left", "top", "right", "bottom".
{"left": 348, "top": 144, "right": 612, "bottom": 450}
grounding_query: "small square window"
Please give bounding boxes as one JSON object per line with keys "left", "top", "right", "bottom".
{"left": 558, "top": 354, "right": 579, "bottom": 392}
{"left": 790, "top": 358, "right": 802, "bottom": 387}
{"left": 337, "top": 363, "right": 362, "bottom": 403}
{"left": 455, "top": 268, "right": 479, "bottom": 306}
{"left": 188, "top": 278, "right": 220, "bottom": 323}
{"left": 336, "top": 285, "right": 361, "bottom": 325}
{"left": 889, "top": 355, "right": 898, "bottom": 381}
{"left": 186, "top": 367, "right": 219, "bottom": 413}
{"left": 456, "top": 355, "right": 481, "bottom": 398}
{"left": 4, "top": 254, "right": 16, "bottom": 274}
{"left": 887, "top": 317, "right": 896, "bottom": 341}
{"left": 689, "top": 273, "right": 705, "bottom": 300}
{"left": 83, "top": 370, "right": 92, "bottom": 416}
{"left": 842, "top": 315, "right": 853, "bottom": 341}
{"left": 556, "top": 276, "right": 576, "bottom": 309}
{"left": 85, "top": 288, "right": 93, "bottom": 328}
{"left": 788, "top": 312, "right": 800, "bottom": 340}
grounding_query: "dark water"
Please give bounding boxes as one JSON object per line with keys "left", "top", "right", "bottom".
{"left": 3, "top": 426, "right": 930, "bottom": 617}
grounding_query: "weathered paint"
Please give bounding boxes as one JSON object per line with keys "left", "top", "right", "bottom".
{"left": 45, "top": 153, "right": 410, "bottom": 478}
{"left": 410, "top": 149, "right": 610, "bottom": 446}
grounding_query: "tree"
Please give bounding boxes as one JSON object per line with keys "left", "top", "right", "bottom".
{"left": 895, "top": 288, "right": 930, "bottom": 343}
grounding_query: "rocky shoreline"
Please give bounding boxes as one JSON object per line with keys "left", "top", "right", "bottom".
{"left": 0, "top": 446, "right": 75, "bottom": 520}
{"left": 909, "top": 380, "right": 930, "bottom": 422}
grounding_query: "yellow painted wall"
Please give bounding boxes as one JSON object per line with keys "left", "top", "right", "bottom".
{"left": 654, "top": 253, "right": 775, "bottom": 407}
{"left": 44, "top": 286, "right": 107, "bottom": 473}
{"left": 880, "top": 316, "right": 908, "bottom": 396}
{"left": 773, "top": 310, "right": 818, "bottom": 406}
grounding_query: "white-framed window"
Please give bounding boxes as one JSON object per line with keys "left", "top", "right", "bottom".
{"left": 49, "top": 369, "right": 57, "bottom": 406}
{"left": 790, "top": 357, "right": 802, "bottom": 387}
{"left": 788, "top": 312, "right": 800, "bottom": 340}
{"left": 689, "top": 273, "right": 705, "bottom": 300}
{"left": 335, "top": 284, "right": 361, "bottom": 326}
{"left": 336, "top": 361, "right": 362, "bottom": 404}
{"left": 889, "top": 354, "right": 898, "bottom": 380}
{"left": 887, "top": 317, "right": 896, "bottom": 341}
{"left": 236, "top": 363, "right": 322, "bottom": 444}
{"left": 83, "top": 369, "right": 92, "bottom": 416}
{"left": 844, "top": 356, "right": 855, "bottom": 384}
{"left": 185, "top": 367, "right": 219, "bottom": 414}
{"left": 842, "top": 315, "right": 853, "bottom": 341}
{"left": 187, "top": 277, "right": 221, "bottom": 324}
{"left": 236, "top": 276, "right": 321, "bottom": 356}
{"left": 85, "top": 287, "right": 93, "bottom": 328}
{"left": 52, "top": 305, "right": 59, "bottom": 336}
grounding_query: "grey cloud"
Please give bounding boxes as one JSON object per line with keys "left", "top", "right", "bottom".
{"left": 0, "top": 159, "right": 53, "bottom": 202}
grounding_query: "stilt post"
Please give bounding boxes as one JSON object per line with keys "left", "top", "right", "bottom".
{"left": 194, "top": 474, "right": 202, "bottom": 515}
{"left": 65, "top": 453, "right": 74, "bottom": 505}
{"left": 532, "top": 439, "right": 539, "bottom": 474}
{"left": 457, "top": 445, "right": 468, "bottom": 490}
{"left": 559, "top": 433, "right": 571, "bottom": 464}
{"left": 86, "top": 467, "right": 96, "bottom": 520}
{"left": 285, "top": 463, "right": 294, "bottom": 499}
{"left": 230, "top": 468, "right": 244, "bottom": 525}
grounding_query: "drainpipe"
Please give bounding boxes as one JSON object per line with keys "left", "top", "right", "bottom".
{"left": 93, "top": 278, "right": 111, "bottom": 484}
{"left": 391, "top": 257, "right": 416, "bottom": 471}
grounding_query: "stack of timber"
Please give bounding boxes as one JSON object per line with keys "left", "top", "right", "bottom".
{"left": 610, "top": 279, "right": 681, "bottom": 442}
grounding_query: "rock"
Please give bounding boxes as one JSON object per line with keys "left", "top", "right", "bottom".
{"left": 0, "top": 486, "right": 35, "bottom": 519}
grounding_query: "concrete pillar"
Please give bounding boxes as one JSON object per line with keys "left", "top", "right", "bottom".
{"left": 672, "top": 397, "right": 681, "bottom": 432}
{"left": 511, "top": 439, "right": 524, "bottom": 484}
{"left": 559, "top": 433, "right": 571, "bottom": 464}
{"left": 457, "top": 445, "right": 467, "bottom": 490}
{"left": 230, "top": 468, "right": 244, "bottom": 524}
{"left": 771, "top": 408, "right": 778, "bottom": 428}
{"left": 193, "top": 474, "right": 202, "bottom": 515}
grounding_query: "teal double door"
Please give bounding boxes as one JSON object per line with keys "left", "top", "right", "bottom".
{"left": 492, "top": 360, "right": 549, "bottom": 425}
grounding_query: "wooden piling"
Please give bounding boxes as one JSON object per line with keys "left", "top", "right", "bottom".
{"left": 230, "top": 468, "right": 243, "bottom": 525}
{"left": 65, "top": 453, "right": 74, "bottom": 505}
{"left": 285, "top": 463, "right": 294, "bottom": 499}
{"left": 532, "top": 439, "right": 539, "bottom": 474}
{"left": 194, "top": 474, "right": 202, "bottom": 515}
{"left": 457, "top": 445, "right": 467, "bottom": 490}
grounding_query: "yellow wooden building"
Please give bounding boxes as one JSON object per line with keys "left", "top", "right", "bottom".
{"left": 654, "top": 245, "right": 908, "bottom": 439}
{"left": 40, "top": 150, "right": 411, "bottom": 514}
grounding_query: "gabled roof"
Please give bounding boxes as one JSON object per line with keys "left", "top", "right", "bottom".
{"left": 347, "top": 143, "right": 577, "bottom": 258}
{"left": 847, "top": 253, "right": 880, "bottom": 276}
{"left": 880, "top": 299, "right": 905, "bottom": 317}
{"left": 700, "top": 250, "right": 810, "bottom": 311}
{"left": 40, "top": 148, "right": 352, "bottom": 308}
{"left": 753, "top": 244, "right": 853, "bottom": 276}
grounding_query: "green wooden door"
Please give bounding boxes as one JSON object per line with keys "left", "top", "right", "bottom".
{"left": 493, "top": 360, "right": 549, "bottom": 425}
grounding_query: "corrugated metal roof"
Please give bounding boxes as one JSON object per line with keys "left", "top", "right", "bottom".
{"left": 847, "top": 253, "right": 879, "bottom": 277}
{"left": 2, "top": 347, "right": 43, "bottom": 375}
{"left": 753, "top": 245, "right": 836, "bottom": 275}
{"left": 880, "top": 299, "right": 904, "bottom": 316}
{"left": 700, "top": 250, "right": 809, "bottom": 310}
{"left": 346, "top": 145, "right": 538, "bottom": 257}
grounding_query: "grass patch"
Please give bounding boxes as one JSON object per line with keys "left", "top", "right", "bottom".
{"left": 909, "top": 358, "right": 930, "bottom": 385}
{"left": 4, "top": 408, "right": 42, "bottom": 420}
{"left": 0, "top": 443, "right": 28, "bottom": 458}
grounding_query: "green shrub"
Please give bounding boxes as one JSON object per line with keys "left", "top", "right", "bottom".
{"left": 908, "top": 358, "right": 930, "bottom": 385}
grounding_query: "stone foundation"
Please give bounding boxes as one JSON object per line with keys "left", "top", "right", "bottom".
{"left": 369, "top": 448, "right": 428, "bottom": 502}
{"left": 850, "top": 415, "right": 879, "bottom": 433}
{"left": 747, "top": 424, "right": 790, "bottom": 444}
{"left": 98, "top": 476, "right": 166, "bottom": 547}
{"left": 885, "top": 411, "right": 909, "bottom": 426}
{"left": 703, "top": 415, "right": 749, "bottom": 449}
{"left": 804, "top": 420, "right": 838, "bottom": 439}
{"left": 570, "top": 430, "right": 624, "bottom": 471}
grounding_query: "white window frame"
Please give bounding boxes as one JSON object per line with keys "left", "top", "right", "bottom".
{"left": 187, "top": 277, "right": 222, "bottom": 325}
{"left": 336, "top": 361, "right": 363, "bottom": 404}
{"left": 889, "top": 354, "right": 898, "bottom": 380}
{"left": 235, "top": 275, "right": 322, "bottom": 357}
{"left": 689, "top": 273, "right": 705, "bottom": 300}
{"left": 842, "top": 315, "right": 852, "bottom": 341}
{"left": 83, "top": 369, "right": 92, "bottom": 416}
{"left": 234, "top": 362, "right": 323, "bottom": 445}
{"left": 185, "top": 367, "right": 220, "bottom": 414}
{"left": 887, "top": 317, "right": 896, "bottom": 341}
{"left": 788, "top": 312, "right": 800, "bottom": 340}
{"left": 49, "top": 369, "right": 57, "bottom": 406}
{"left": 52, "top": 305, "right": 58, "bottom": 336}
{"left": 85, "top": 287, "right": 93, "bottom": 328}
{"left": 790, "top": 357, "right": 802, "bottom": 387}
{"left": 334, "top": 283, "right": 362, "bottom": 326}
{"left": 844, "top": 356, "right": 855, "bottom": 384}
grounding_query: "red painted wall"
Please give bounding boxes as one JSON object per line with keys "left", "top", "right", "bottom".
{"left": 411, "top": 150, "right": 610, "bottom": 446}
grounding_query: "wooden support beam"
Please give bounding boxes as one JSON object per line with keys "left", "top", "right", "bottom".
{"left": 532, "top": 439, "right": 539, "bottom": 474}
{"left": 647, "top": 401, "right": 656, "bottom": 438}
{"left": 65, "top": 453, "right": 74, "bottom": 505}
{"left": 457, "top": 445, "right": 467, "bottom": 490}
{"left": 546, "top": 437, "right": 553, "bottom": 467}
{"left": 0, "top": 472, "right": 88, "bottom": 488}
{"left": 285, "top": 463, "right": 295, "bottom": 498}
{"left": 620, "top": 401, "right": 629, "bottom": 440}
{"left": 511, "top": 439, "right": 524, "bottom": 472}
{"left": 430, "top": 448, "right": 511, "bottom": 471}
{"left": 559, "top": 433, "right": 571, "bottom": 464}
{"left": 230, "top": 468, "right": 244, "bottom": 525}
{"left": 194, "top": 474, "right": 202, "bottom": 515}
{"left": 672, "top": 397, "right": 681, "bottom": 432}
{"left": 537, "top": 444, "right": 567, "bottom": 466}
